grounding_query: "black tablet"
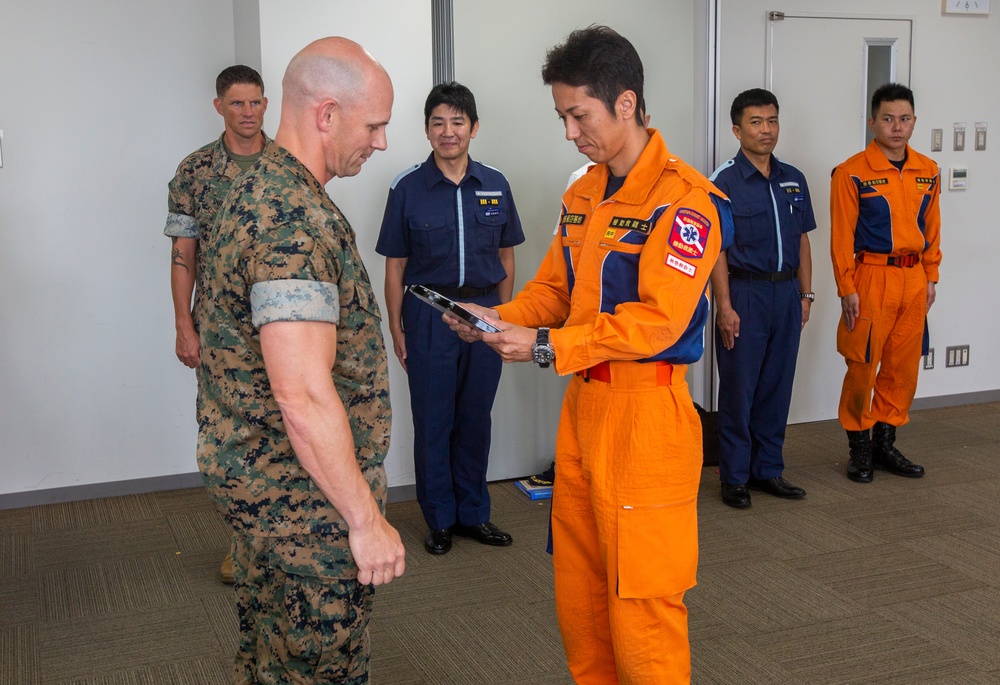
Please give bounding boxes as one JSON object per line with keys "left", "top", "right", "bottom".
{"left": 408, "top": 285, "right": 502, "bottom": 333}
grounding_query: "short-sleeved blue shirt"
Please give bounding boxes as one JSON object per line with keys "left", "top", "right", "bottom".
{"left": 376, "top": 153, "right": 525, "bottom": 288}
{"left": 710, "top": 149, "right": 816, "bottom": 273}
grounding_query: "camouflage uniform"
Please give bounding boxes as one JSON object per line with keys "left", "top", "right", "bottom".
{"left": 198, "top": 140, "right": 391, "bottom": 684}
{"left": 163, "top": 132, "right": 272, "bottom": 322}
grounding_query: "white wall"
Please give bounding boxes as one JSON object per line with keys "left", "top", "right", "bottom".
{"left": 0, "top": 0, "right": 236, "bottom": 497}
{"left": 718, "top": 1, "right": 1000, "bottom": 421}
{"left": 2, "top": 0, "right": 995, "bottom": 502}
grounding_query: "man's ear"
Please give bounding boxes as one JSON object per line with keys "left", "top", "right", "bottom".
{"left": 317, "top": 99, "right": 338, "bottom": 132}
{"left": 617, "top": 90, "right": 637, "bottom": 121}
{"left": 213, "top": 98, "right": 223, "bottom": 116}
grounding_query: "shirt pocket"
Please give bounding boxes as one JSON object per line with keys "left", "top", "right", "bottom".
{"left": 617, "top": 486, "right": 698, "bottom": 598}
{"left": 474, "top": 209, "right": 506, "bottom": 254}
{"left": 408, "top": 216, "right": 452, "bottom": 259}
{"left": 559, "top": 222, "right": 587, "bottom": 266}
{"left": 731, "top": 201, "right": 772, "bottom": 251}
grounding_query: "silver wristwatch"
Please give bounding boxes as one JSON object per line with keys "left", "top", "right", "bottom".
{"left": 531, "top": 328, "right": 555, "bottom": 368}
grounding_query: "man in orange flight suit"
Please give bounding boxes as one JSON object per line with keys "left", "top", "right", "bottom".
{"left": 830, "top": 82, "right": 942, "bottom": 483}
{"left": 446, "top": 26, "right": 732, "bottom": 684}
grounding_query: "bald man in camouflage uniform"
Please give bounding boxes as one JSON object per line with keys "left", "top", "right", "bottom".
{"left": 198, "top": 37, "right": 404, "bottom": 683}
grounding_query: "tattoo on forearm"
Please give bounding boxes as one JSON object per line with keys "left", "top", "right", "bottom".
{"left": 171, "top": 246, "right": 190, "bottom": 272}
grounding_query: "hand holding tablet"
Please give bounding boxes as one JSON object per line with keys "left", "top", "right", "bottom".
{"left": 407, "top": 285, "right": 502, "bottom": 333}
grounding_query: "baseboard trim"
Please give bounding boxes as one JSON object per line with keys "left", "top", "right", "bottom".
{"left": 911, "top": 389, "right": 1000, "bottom": 410}
{"left": 0, "top": 472, "right": 205, "bottom": 511}
{"left": 0, "top": 471, "right": 420, "bottom": 511}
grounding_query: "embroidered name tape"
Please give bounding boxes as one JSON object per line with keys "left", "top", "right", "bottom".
{"left": 666, "top": 253, "right": 696, "bottom": 277}
{"left": 609, "top": 216, "right": 651, "bottom": 233}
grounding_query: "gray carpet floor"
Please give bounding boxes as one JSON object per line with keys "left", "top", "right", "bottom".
{"left": 2, "top": 402, "right": 999, "bottom": 684}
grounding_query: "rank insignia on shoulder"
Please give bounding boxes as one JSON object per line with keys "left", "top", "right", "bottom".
{"left": 668, "top": 208, "right": 711, "bottom": 259}
{"left": 561, "top": 213, "right": 586, "bottom": 225}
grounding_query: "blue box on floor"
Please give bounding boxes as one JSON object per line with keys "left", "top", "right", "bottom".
{"left": 515, "top": 479, "right": 552, "bottom": 500}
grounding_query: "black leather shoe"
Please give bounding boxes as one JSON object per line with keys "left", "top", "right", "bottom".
{"left": 721, "top": 483, "right": 751, "bottom": 508}
{"left": 452, "top": 522, "right": 513, "bottom": 547}
{"left": 748, "top": 476, "right": 806, "bottom": 500}
{"left": 424, "top": 528, "right": 452, "bottom": 555}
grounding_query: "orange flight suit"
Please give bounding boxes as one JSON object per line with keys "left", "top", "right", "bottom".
{"left": 830, "top": 141, "right": 942, "bottom": 432}
{"left": 497, "top": 130, "right": 730, "bottom": 684}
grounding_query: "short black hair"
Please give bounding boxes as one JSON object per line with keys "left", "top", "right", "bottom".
{"left": 216, "top": 65, "right": 264, "bottom": 98}
{"left": 871, "top": 82, "right": 914, "bottom": 117}
{"left": 730, "top": 88, "right": 779, "bottom": 126}
{"left": 541, "top": 25, "right": 645, "bottom": 126}
{"left": 424, "top": 81, "right": 478, "bottom": 127}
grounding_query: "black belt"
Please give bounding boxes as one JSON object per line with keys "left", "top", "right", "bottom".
{"left": 421, "top": 284, "right": 495, "bottom": 299}
{"left": 728, "top": 267, "right": 797, "bottom": 282}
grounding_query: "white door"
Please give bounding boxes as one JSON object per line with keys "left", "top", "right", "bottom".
{"left": 716, "top": 11, "right": 912, "bottom": 424}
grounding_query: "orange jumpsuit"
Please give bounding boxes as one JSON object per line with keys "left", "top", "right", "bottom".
{"left": 496, "top": 130, "right": 731, "bottom": 684}
{"left": 830, "top": 141, "right": 942, "bottom": 432}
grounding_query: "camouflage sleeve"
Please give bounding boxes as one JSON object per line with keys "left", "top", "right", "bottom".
{"left": 251, "top": 280, "right": 339, "bottom": 327}
{"left": 245, "top": 222, "right": 341, "bottom": 327}
{"left": 165, "top": 163, "right": 197, "bottom": 238}
{"left": 164, "top": 212, "right": 198, "bottom": 238}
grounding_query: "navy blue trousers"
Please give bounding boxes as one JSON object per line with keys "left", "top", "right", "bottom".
{"left": 402, "top": 290, "right": 502, "bottom": 530}
{"left": 716, "top": 278, "right": 802, "bottom": 485}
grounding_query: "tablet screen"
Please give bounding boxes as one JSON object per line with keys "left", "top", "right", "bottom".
{"left": 407, "top": 285, "right": 502, "bottom": 333}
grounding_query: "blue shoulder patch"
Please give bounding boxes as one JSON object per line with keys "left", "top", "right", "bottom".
{"left": 389, "top": 163, "right": 422, "bottom": 190}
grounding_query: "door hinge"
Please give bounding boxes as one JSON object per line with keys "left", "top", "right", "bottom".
{"left": 769, "top": 11, "right": 785, "bottom": 20}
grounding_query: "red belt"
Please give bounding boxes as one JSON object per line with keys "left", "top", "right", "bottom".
{"left": 857, "top": 251, "right": 920, "bottom": 268}
{"left": 577, "top": 360, "right": 674, "bottom": 385}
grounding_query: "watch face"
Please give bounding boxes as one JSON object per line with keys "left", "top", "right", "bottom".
{"left": 532, "top": 345, "right": 555, "bottom": 366}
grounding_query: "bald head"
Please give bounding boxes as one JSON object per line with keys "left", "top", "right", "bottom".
{"left": 275, "top": 36, "right": 393, "bottom": 183}
{"left": 283, "top": 37, "right": 385, "bottom": 109}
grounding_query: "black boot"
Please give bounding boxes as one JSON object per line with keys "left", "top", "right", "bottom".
{"left": 846, "top": 430, "right": 874, "bottom": 483}
{"left": 872, "top": 422, "right": 925, "bottom": 478}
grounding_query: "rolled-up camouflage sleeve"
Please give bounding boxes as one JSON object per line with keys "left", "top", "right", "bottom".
{"left": 164, "top": 212, "right": 198, "bottom": 238}
{"left": 245, "top": 222, "right": 341, "bottom": 328}
{"left": 165, "top": 164, "right": 198, "bottom": 238}
{"left": 251, "top": 279, "right": 339, "bottom": 327}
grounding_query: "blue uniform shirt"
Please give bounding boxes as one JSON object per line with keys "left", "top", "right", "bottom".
{"left": 376, "top": 153, "right": 525, "bottom": 288}
{"left": 710, "top": 149, "right": 816, "bottom": 273}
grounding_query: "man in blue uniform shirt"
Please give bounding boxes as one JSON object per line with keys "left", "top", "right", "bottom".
{"left": 709, "top": 88, "right": 815, "bottom": 508}
{"left": 377, "top": 82, "right": 525, "bottom": 554}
